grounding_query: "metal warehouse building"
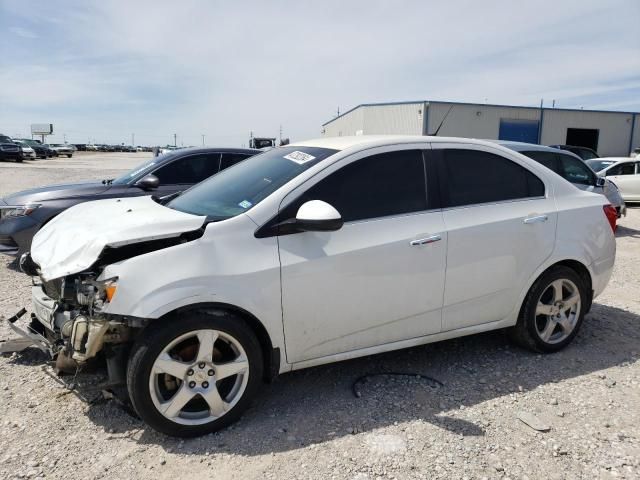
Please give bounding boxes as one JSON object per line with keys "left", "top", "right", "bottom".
{"left": 321, "top": 100, "right": 640, "bottom": 157}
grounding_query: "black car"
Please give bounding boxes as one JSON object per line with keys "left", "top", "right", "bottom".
{"left": 0, "top": 134, "right": 23, "bottom": 163}
{"left": 15, "top": 139, "right": 56, "bottom": 159}
{"left": 549, "top": 145, "right": 599, "bottom": 161}
{"left": 0, "top": 147, "right": 259, "bottom": 255}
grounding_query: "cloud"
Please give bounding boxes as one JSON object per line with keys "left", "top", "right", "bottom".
{"left": 8, "top": 26, "right": 38, "bottom": 39}
{"left": 0, "top": 0, "right": 638, "bottom": 145}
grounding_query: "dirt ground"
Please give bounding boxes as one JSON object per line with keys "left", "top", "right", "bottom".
{"left": 1, "top": 153, "right": 639, "bottom": 480}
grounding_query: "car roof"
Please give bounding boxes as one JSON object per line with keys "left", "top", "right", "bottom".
{"left": 593, "top": 157, "right": 636, "bottom": 163}
{"left": 166, "top": 146, "right": 261, "bottom": 155}
{"left": 290, "top": 135, "right": 534, "bottom": 152}
{"left": 490, "top": 140, "right": 568, "bottom": 153}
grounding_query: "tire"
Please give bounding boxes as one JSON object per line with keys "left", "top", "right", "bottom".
{"left": 127, "top": 310, "right": 263, "bottom": 437}
{"left": 67, "top": 154, "right": 72, "bottom": 158}
{"left": 508, "top": 265, "right": 587, "bottom": 353}
{"left": 16, "top": 158, "right": 23, "bottom": 163}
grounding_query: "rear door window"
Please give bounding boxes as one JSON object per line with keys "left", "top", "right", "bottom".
{"left": 438, "top": 149, "right": 544, "bottom": 208}
{"left": 520, "top": 151, "right": 559, "bottom": 173}
{"left": 153, "top": 153, "right": 220, "bottom": 184}
{"left": 220, "top": 153, "right": 251, "bottom": 171}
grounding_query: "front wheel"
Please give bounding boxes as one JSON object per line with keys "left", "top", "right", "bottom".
{"left": 509, "top": 266, "right": 587, "bottom": 353}
{"left": 67, "top": 154, "right": 72, "bottom": 158}
{"left": 127, "top": 310, "right": 263, "bottom": 437}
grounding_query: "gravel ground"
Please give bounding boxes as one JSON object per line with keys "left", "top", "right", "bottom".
{"left": 1, "top": 154, "right": 639, "bottom": 480}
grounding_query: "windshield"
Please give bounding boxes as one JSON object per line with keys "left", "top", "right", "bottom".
{"left": 0, "top": 135, "right": 13, "bottom": 143}
{"left": 168, "top": 146, "right": 338, "bottom": 221}
{"left": 111, "top": 152, "right": 178, "bottom": 185}
{"left": 586, "top": 159, "right": 617, "bottom": 172}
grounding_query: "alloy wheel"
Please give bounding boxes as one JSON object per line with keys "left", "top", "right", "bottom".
{"left": 148, "top": 329, "right": 250, "bottom": 425}
{"left": 534, "top": 278, "right": 581, "bottom": 344}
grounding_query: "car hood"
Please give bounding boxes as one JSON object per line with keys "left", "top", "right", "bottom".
{"left": 2, "top": 180, "right": 111, "bottom": 204}
{"left": 31, "top": 196, "right": 206, "bottom": 280}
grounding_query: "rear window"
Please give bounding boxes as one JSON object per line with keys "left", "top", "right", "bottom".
{"left": 586, "top": 160, "right": 617, "bottom": 172}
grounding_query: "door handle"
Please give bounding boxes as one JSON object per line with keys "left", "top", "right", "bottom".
{"left": 410, "top": 234, "right": 442, "bottom": 246}
{"left": 523, "top": 214, "right": 548, "bottom": 224}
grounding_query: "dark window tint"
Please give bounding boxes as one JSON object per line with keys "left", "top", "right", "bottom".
{"left": 154, "top": 154, "right": 220, "bottom": 184}
{"left": 439, "top": 149, "right": 544, "bottom": 208}
{"left": 284, "top": 150, "right": 427, "bottom": 223}
{"left": 220, "top": 153, "right": 250, "bottom": 171}
{"left": 558, "top": 155, "right": 594, "bottom": 185}
{"left": 521, "top": 151, "right": 559, "bottom": 172}
{"left": 607, "top": 163, "right": 636, "bottom": 176}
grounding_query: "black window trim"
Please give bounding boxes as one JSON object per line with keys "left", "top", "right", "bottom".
{"left": 255, "top": 146, "right": 437, "bottom": 238}
{"left": 149, "top": 152, "right": 222, "bottom": 185}
{"left": 432, "top": 146, "right": 547, "bottom": 211}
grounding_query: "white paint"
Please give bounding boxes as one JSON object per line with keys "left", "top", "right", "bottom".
{"left": 31, "top": 136, "right": 616, "bottom": 375}
{"left": 30, "top": 196, "right": 206, "bottom": 280}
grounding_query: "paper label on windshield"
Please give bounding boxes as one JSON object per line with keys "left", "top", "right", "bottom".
{"left": 238, "top": 200, "right": 252, "bottom": 209}
{"left": 283, "top": 151, "right": 316, "bottom": 165}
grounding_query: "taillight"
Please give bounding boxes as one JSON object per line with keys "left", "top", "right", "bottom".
{"left": 603, "top": 204, "right": 617, "bottom": 233}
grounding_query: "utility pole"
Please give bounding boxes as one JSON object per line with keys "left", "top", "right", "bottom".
{"left": 279, "top": 125, "right": 283, "bottom": 144}
{"left": 131, "top": 133, "right": 135, "bottom": 146}
{"left": 173, "top": 133, "right": 177, "bottom": 147}
{"left": 201, "top": 134, "right": 205, "bottom": 146}
{"left": 63, "top": 133, "right": 67, "bottom": 143}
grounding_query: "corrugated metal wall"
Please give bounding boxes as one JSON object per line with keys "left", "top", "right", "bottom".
{"left": 322, "top": 107, "right": 365, "bottom": 137}
{"left": 631, "top": 114, "right": 640, "bottom": 154}
{"left": 322, "top": 101, "right": 638, "bottom": 156}
{"left": 427, "top": 103, "right": 540, "bottom": 139}
{"left": 540, "top": 110, "right": 634, "bottom": 157}
{"left": 363, "top": 103, "right": 424, "bottom": 135}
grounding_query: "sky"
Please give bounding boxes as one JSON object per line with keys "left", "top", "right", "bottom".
{"left": 0, "top": 0, "right": 639, "bottom": 147}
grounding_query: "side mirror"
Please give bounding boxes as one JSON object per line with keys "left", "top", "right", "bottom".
{"left": 136, "top": 174, "right": 159, "bottom": 190}
{"left": 295, "top": 200, "right": 343, "bottom": 232}
{"left": 595, "top": 177, "right": 606, "bottom": 187}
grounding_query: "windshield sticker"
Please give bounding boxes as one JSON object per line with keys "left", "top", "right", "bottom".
{"left": 238, "top": 200, "right": 252, "bottom": 209}
{"left": 283, "top": 151, "right": 316, "bottom": 165}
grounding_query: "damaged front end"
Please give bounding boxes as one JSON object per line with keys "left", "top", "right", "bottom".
{"left": 6, "top": 253, "right": 146, "bottom": 384}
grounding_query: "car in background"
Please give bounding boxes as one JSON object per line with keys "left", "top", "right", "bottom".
{"left": 495, "top": 141, "right": 626, "bottom": 217}
{"left": 15, "top": 136, "right": 616, "bottom": 437}
{"left": 86, "top": 144, "right": 99, "bottom": 151}
{"left": 549, "top": 145, "right": 599, "bottom": 161}
{"left": 0, "top": 147, "right": 259, "bottom": 255}
{"left": 0, "top": 134, "right": 23, "bottom": 163}
{"left": 160, "top": 146, "right": 181, "bottom": 155}
{"left": 586, "top": 158, "right": 640, "bottom": 202}
{"left": 15, "top": 139, "right": 56, "bottom": 158}
{"left": 13, "top": 140, "right": 36, "bottom": 160}
{"left": 49, "top": 144, "right": 74, "bottom": 158}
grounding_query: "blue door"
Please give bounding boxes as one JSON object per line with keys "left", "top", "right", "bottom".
{"left": 499, "top": 119, "right": 540, "bottom": 144}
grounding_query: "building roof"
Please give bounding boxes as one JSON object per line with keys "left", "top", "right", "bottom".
{"left": 322, "top": 100, "right": 639, "bottom": 126}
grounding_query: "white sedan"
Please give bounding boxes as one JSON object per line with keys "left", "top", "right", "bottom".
{"left": 587, "top": 157, "right": 640, "bottom": 202}
{"left": 19, "top": 135, "right": 616, "bottom": 437}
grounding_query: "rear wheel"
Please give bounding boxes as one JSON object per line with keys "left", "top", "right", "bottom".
{"left": 509, "top": 266, "right": 587, "bottom": 352}
{"left": 127, "top": 310, "right": 263, "bottom": 437}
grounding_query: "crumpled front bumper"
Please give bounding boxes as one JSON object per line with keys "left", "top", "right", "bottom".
{"left": 0, "top": 308, "right": 53, "bottom": 356}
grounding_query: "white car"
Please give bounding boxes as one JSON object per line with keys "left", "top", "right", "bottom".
{"left": 586, "top": 157, "right": 640, "bottom": 202}
{"left": 13, "top": 140, "right": 36, "bottom": 160}
{"left": 48, "top": 144, "right": 74, "bottom": 158}
{"left": 14, "top": 136, "right": 616, "bottom": 437}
